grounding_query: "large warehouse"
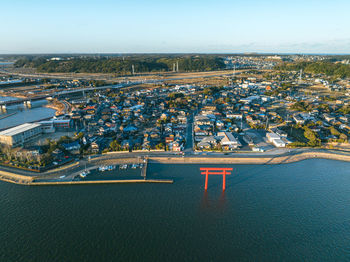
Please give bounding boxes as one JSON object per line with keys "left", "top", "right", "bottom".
{"left": 0, "top": 123, "right": 42, "bottom": 147}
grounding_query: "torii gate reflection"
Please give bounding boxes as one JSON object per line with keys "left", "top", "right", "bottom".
{"left": 200, "top": 167, "right": 233, "bottom": 191}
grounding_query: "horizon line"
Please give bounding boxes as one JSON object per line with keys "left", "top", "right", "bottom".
{"left": 1, "top": 52, "right": 350, "bottom": 56}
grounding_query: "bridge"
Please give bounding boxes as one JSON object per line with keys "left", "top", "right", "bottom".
{"left": 1, "top": 72, "right": 224, "bottom": 108}
{"left": 0, "top": 82, "right": 142, "bottom": 108}
{"left": 0, "top": 96, "right": 48, "bottom": 109}
{"left": 51, "top": 83, "right": 137, "bottom": 98}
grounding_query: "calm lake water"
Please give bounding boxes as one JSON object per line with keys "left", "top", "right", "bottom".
{"left": 1, "top": 159, "right": 350, "bottom": 261}
{"left": 0, "top": 99, "right": 55, "bottom": 129}
{"left": 0, "top": 96, "right": 18, "bottom": 102}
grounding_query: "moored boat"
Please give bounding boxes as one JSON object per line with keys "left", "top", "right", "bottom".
{"left": 120, "top": 164, "right": 128, "bottom": 169}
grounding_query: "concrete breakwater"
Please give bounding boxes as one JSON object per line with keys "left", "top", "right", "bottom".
{"left": 30, "top": 179, "right": 174, "bottom": 186}
{"left": 0, "top": 169, "right": 173, "bottom": 185}
{"left": 149, "top": 151, "right": 350, "bottom": 165}
{"left": 0, "top": 170, "right": 33, "bottom": 184}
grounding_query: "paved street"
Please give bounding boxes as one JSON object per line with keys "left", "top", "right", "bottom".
{"left": 184, "top": 112, "right": 194, "bottom": 154}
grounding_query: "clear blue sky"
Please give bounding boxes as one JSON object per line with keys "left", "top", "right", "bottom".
{"left": 1, "top": 0, "right": 349, "bottom": 54}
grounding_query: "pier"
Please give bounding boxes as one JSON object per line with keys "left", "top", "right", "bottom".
{"left": 29, "top": 179, "right": 173, "bottom": 186}
{"left": 141, "top": 156, "right": 148, "bottom": 180}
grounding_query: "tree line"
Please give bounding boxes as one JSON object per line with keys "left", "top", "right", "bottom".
{"left": 14, "top": 55, "right": 225, "bottom": 74}
{"left": 274, "top": 61, "right": 350, "bottom": 78}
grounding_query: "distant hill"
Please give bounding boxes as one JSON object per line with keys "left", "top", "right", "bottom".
{"left": 274, "top": 61, "right": 350, "bottom": 78}
{"left": 14, "top": 55, "right": 226, "bottom": 74}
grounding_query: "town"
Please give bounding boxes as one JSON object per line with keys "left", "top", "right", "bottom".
{"left": 0, "top": 54, "right": 350, "bottom": 171}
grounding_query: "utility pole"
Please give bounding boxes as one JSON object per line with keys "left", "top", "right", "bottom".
{"left": 132, "top": 64, "right": 135, "bottom": 75}
{"left": 298, "top": 69, "right": 303, "bottom": 84}
{"left": 231, "top": 65, "right": 236, "bottom": 86}
{"left": 173, "top": 63, "right": 176, "bottom": 72}
{"left": 176, "top": 61, "right": 179, "bottom": 72}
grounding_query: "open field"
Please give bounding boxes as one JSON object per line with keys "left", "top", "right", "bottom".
{"left": 1, "top": 65, "right": 254, "bottom": 83}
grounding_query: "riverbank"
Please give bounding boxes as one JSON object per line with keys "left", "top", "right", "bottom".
{"left": 45, "top": 99, "right": 64, "bottom": 115}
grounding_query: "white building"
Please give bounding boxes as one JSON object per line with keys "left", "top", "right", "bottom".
{"left": 240, "top": 96, "right": 260, "bottom": 104}
{"left": 39, "top": 120, "right": 55, "bottom": 133}
{"left": 217, "top": 132, "right": 241, "bottom": 149}
{"left": 266, "top": 132, "right": 280, "bottom": 143}
{"left": 226, "top": 112, "right": 243, "bottom": 119}
{"left": 0, "top": 123, "right": 42, "bottom": 147}
{"left": 266, "top": 132, "right": 286, "bottom": 148}
{"left": 272, "top": 139, "right": 286, "bottom": 148}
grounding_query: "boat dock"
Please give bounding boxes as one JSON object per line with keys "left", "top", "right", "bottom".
{"left": 0, "top": 156, "right": 175, "bottom": 186}
{"left": 141, "top": 156, "right": 148, "bottom": 180}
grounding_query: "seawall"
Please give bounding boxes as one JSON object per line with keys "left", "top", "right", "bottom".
{"left": 149, "top": 152, "right": 350, "bottom": 165}
{"left": 30, "top": 179, "right": 173, "bottom": 186}
{"left": 0, "top": 170, "right": 33, "bottom": 184}
{"left": 1, "top": 150, "right": 350, "bottom": 185}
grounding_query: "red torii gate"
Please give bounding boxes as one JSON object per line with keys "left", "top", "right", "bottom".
{"left": 200, "top": 167, "right": 233, "bottom": 191}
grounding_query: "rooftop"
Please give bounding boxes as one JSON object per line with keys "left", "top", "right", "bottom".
{"left": 0, "top": 123, "right": 41, "bottom": 137}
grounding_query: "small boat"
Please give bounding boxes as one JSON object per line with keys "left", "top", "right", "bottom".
{"left": 131, "top": 164, "right": 138, "bottom": 169}
{"left": 59, "top": 175, "right": 65, "bottom": 179}
{"left": 79, "top": 171, "right": 88, "bottom": 178}
{"left": 119, "top": 164, "right": 128, "bottom": 169}
{"left": 107, "top": 165, "right": 116, "bottom": 171}
{"left": 99, "top": 166, "right": 110, "bottom": 172}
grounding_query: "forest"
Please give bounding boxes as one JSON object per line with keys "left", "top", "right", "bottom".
{"left": 274, "top": 61, "right": 350, "bottom": 78}
{"left": 14, "top": 55, "right": 226, "bottom": 74}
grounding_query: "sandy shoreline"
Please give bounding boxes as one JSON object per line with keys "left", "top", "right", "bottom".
{"left": 44, "top": 101, "right": 64, "bottom": 115}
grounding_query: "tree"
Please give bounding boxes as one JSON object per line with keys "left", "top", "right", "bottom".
{"left": 168, "top": 92, "right": 184, "bottom": 100}
{"left": 339, "top": 133, "right": 348, "bottom": 142}
{"left": 15, "top": 55, "right": 226, "bottom": 74}
{"left": 109, "top": 140, "right": 121, "bottom": 151}
{"left": 304, "top": 127, "right": 321, "bottom": 147}
{"left": 155, "top": 143, "right": 165, "bottom": 150}
{"left": 76, "top": 132, "right": 84, "bottom": 139}
{"left": 329, "top": 126, "right": 340, "bottom": 137}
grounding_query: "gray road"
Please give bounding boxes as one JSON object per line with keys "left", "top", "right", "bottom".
{"left": 184, "top": 112, "right": 194, "bottom": 154}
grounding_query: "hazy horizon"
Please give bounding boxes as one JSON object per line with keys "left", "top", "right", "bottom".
{"left": 1, "top": 0, "right": 350, "bottom": 54}
{"left": 1, "top": 52, "right": 350, "bottom": 56}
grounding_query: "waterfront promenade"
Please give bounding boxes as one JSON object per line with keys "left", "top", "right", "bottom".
{"left": 1, "top": 148, "right": 350, "bottom": 185}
